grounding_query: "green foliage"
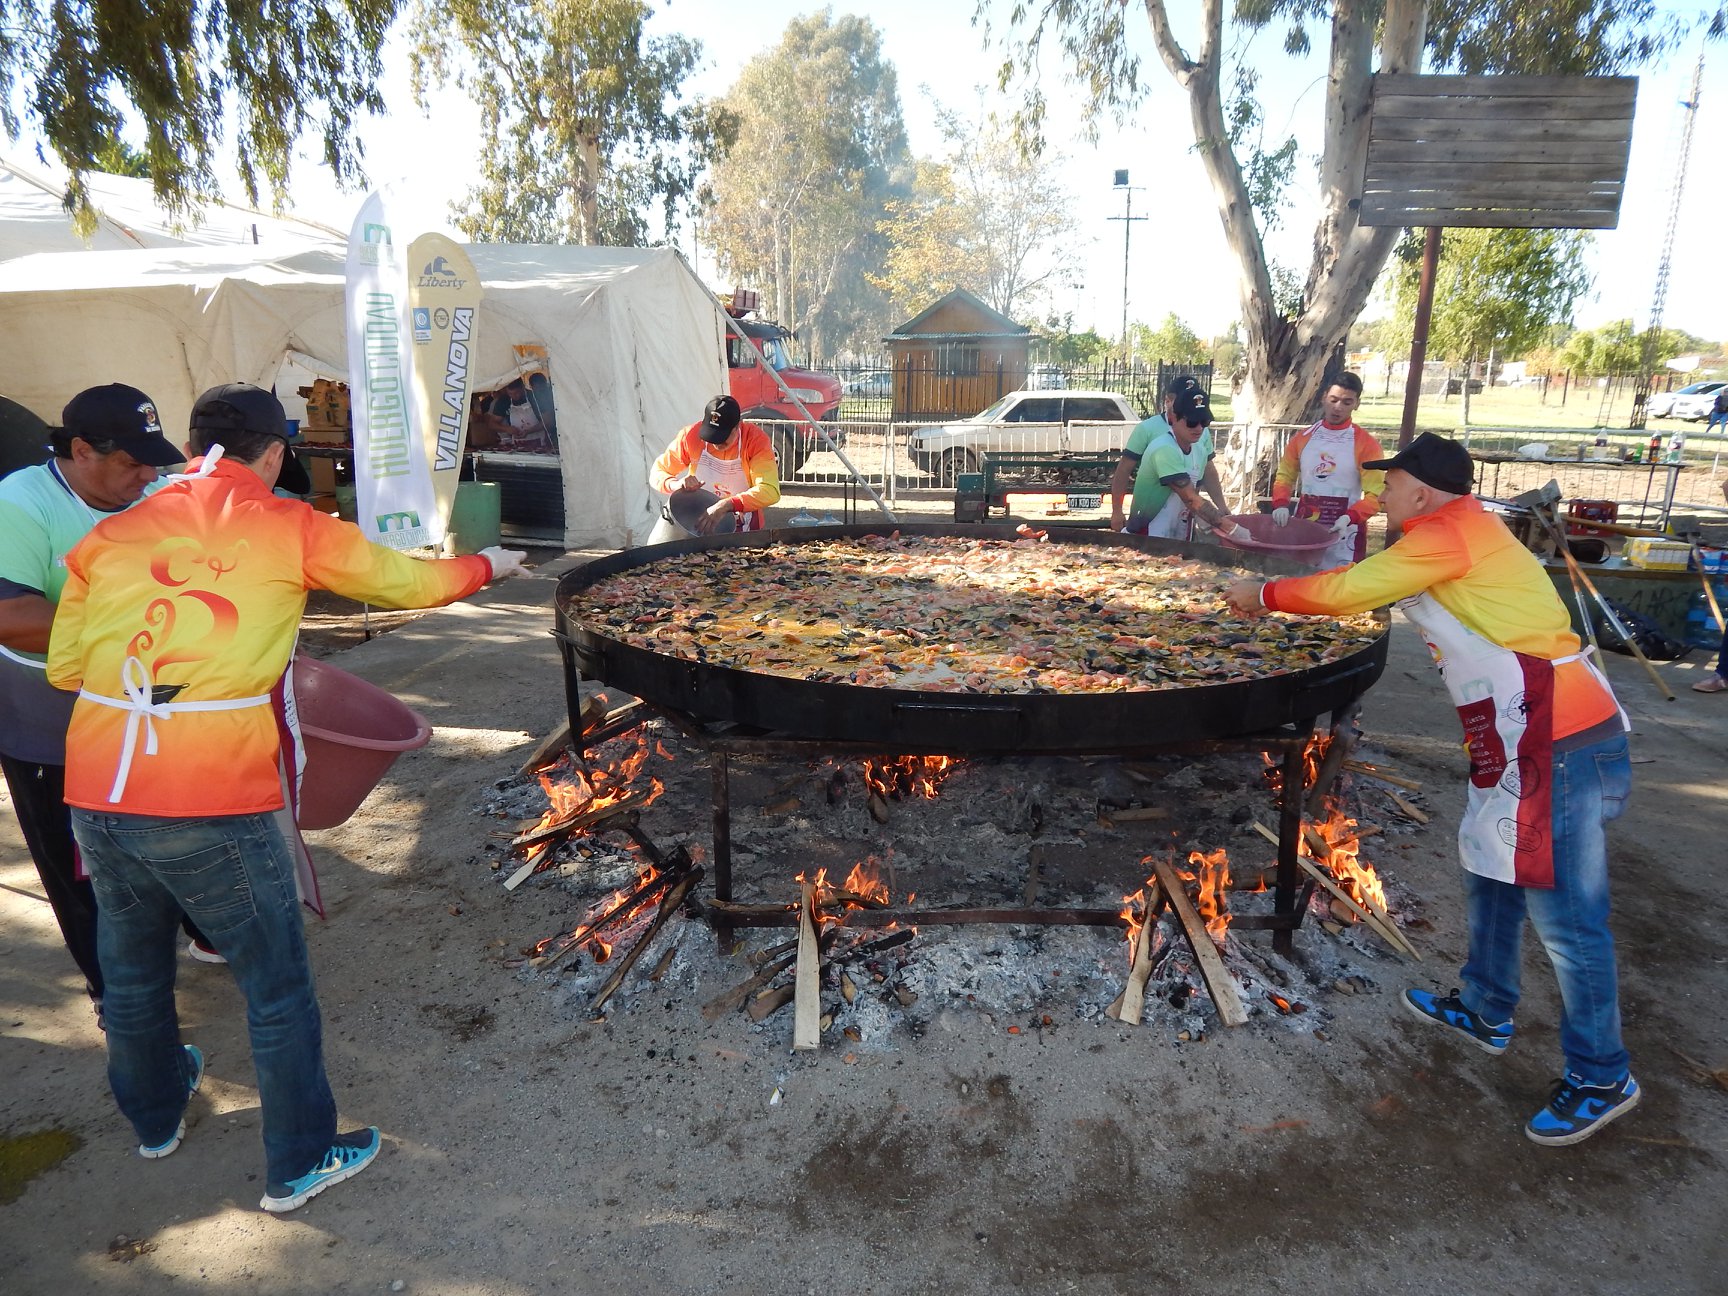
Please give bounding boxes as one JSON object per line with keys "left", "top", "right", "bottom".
{"left": 1387, "top": 227, "right": 1595, "bottom": 363}
{"left": 409, "top": 0, "right": 733, "bottom": 245}
{"left": 1038, "top": 314, "right": 1114, "bottom": 366}
{"left": 705, "top": 11, "right": 911, "bottom": 359}
{"left": 0, "top": 0, "right": 392, "bottom": 232}
{"left": 871, "top": 105, "right": 1081, "bottom": 319}
{"left": 1558, "top": 319, "right": 1697, "bottom": 375}
{"left": 1130, "top": 312, "right": 1209, "bottom": 364}
{"left": 92, "top": 136, "right": 149, "bottom": 179}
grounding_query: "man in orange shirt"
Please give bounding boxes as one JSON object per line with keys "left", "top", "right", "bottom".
{"left": 48, "top": 383, "right": 525, "bottom": 1211}
{"left": 1226, "top": 433, "right": 1638, "bottom": 1146}
{"left": 648, "top": 395, "right": 781, "bottom": 538}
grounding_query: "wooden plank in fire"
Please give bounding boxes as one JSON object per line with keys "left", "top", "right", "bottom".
{"left": 530, "top": 854, "right": 690, "bottom": 970}
{"left": 793, "top": 880, "right": 821, "bottom": 1051}
{"left": 508, "top": 788, "right": 649, "bottom": 854}
{"left": 701, "top": 900, "right": 1127, "bottom": 928}
{"left": 1150, "top": 857, "right": 1248, "bottom": 1028}
{"left": 1294, "top": 856, "right": 1420, "bottom": 961}
{"left": 1341, "top": 759, "right": 1422, "bottom": 791}
{"left": 1105, "top": 878, "right": 1163, "bottom": 1027}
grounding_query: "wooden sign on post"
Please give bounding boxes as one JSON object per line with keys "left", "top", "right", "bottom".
{"left": 1356, "top": 74, "right": 1637, "bottom": 449}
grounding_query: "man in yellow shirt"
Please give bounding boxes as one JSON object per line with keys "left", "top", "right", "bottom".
{"left": 1226, "top": 433, "right": 1637, "bottom": 1146}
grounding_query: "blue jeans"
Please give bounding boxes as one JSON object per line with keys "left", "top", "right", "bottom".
{"left": 1458, "top": 733, "right": 1632, "bottom": 1086}
{"left": 72, "top": 809, "right": 337, "bottom": 1183}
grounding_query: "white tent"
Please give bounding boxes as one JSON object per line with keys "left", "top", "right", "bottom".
{"left": 0, "top": 155, "right": 346, "bottom": 258}
{"left": 0, "top": 242, "right": 727, "bottom": 549}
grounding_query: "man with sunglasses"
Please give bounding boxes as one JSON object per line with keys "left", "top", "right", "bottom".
{"left": 1109, "top": 377, "right": 1246, "bottom": 543}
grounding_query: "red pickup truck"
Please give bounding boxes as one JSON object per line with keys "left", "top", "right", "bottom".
{"left": 725, "top": 299, "right": 841, "bottom": 474}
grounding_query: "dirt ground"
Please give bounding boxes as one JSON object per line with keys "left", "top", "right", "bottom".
{"left": 4, "top": 541, "right": 1728, "bottom": 1296}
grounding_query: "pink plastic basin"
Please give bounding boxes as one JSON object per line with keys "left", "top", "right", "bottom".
{"left": 291, "top": 655, "right": 432, "bottom": 829}
{"left": 1215, "top": 513, "right": 1338, "bottom": 556}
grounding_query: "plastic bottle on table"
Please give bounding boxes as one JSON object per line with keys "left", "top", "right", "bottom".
{"left": 1667, "top": 431, "right": 1687, "bottom": 465}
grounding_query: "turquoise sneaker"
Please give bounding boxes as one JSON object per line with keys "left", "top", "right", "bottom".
{"left": 260, "top": 1128, "right": 381, "bottom": 1214}
{"left": 138, "top": 1045, "right": 204, "bottom": 1159}
{"left": 1526, "top": 1074, "right": 1641, "bottom": 1146}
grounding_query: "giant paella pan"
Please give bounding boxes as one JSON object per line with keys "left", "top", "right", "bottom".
{"left": 553, "top": 524, "right": 1389, "bottom": 753}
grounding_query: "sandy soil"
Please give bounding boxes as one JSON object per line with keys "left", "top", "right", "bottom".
{"left": 3, "top": 545, "right": 1727, "bottom": 1296}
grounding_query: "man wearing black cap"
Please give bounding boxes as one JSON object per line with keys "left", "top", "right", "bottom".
{"left": 648, "top": 394, "right": 782, "bottom": 539}
{"left": 0, "top": 383, "right": 221, "bottom": 1024}
{"left": 46, "top": 381, "right": 526, "bottom": 1212}
{"left": 1225, "top": 432, "right": 1639, "bottom": 1147}
{"left": 1108, "top": 375, "right": 1245, "bottom": 542}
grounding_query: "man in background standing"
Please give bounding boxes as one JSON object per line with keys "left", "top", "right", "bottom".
{"left": 0, "top": 384, "right": 220, "bottom": 1029}
{"left": 1268, "top": 371, "right": 1385, "bottom": 567}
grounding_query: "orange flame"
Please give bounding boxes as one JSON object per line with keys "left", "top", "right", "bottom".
{"left": 841, "top": 859, "right": 890, "bottom": 905}
{"left": 1262, "top": 733, "right": 1329, "bottom": 795}
{"left": 1189, "top": 847, "right": 1232, "bottom": 943}
{"left": 1304, "top": 808, "right": 1387, "bottom": 912}
{"left": 862, "top": 755, "right": 958, "bottom": 800}
{"left": 522, "top": 732, "right": 665, "bottom": 847}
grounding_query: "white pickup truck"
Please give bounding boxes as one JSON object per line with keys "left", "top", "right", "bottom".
{"left": 905, "top": 390, "right": 1143, "bottom": 486}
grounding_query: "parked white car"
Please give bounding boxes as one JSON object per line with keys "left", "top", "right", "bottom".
{"left": 1648, "top": 380, "right": 1727, "bottom": 420}
{"left": 905, "top": 390, "right": 1143, "bottom": 486}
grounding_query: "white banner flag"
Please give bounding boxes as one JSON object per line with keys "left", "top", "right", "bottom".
{"left": 345, "top": 188, "right": 443, "bottom": 550}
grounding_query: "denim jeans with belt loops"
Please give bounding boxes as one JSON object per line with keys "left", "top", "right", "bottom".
{"left": 1458, "top": 733, "right": 1633, "bottom": 1087}
{"left": 71, "top": 808, "right": 337, "bottom": 1183}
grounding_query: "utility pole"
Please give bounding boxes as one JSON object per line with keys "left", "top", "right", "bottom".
{"left": 1107, "top": 170, "right": 1146, "bottom": 360}
{"left": 1631, "top": 50, "right": 1704, "bottom": 430}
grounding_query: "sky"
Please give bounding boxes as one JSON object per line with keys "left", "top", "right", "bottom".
{"left": 256, "top": 2, "right": 1727, "bottom": 345}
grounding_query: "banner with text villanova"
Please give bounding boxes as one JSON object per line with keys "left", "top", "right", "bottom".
{"left": 344, "top": 191, "right": 484, "bottom": 549}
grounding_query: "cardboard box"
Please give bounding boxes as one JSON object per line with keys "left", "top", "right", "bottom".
{"left": 1626, "top": 538, "right": 1691, "bottom": 571}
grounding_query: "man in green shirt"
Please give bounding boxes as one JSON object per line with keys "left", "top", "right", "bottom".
{"left": 1109, "top": 379, "right": 1240, "bottom": 540}
{"left": 0, "top": 384, "right": 215, "bottom": 1022}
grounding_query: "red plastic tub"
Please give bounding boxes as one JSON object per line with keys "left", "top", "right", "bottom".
{"left": 291, "top": 655, "right": 432, "bottom": 829}
{"left": 1214, "top": 513, "right": 1338, "bottom": 557}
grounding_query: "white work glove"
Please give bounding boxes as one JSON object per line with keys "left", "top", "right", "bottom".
{"left": 1221, "top": 522, "right": 1253, "bottom": 544}
{"left": 1330, "top": 512, "right": 1355, "bottom": 536}
{"left": 480, "top": 546, "right": 529, "bottom": 580}
{"left": 1271, "top": 506, "right": 1291, "bottom": 527}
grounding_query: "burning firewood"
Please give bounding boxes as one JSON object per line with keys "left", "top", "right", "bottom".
{"left": 503, "top": 793, "right": 650, "bottom": 890}
{"left": 702, "top": 950, "right": 797, "bottom": 1021}
{"left": 530, "top": 848, "right": 692, "bottom": 971}
{"left": 1150, "top": 855, "right": 1248, "bottom": 1028}
{"left": 1387, "top": 790, "right": 1429, "bottom": 824}
{"left": 1294, "top": 856, "right": 1419, "bottom": 960}
{"left": 1106, "top": 879, "right": 1163, "bottom": 1026}
{"left": 589, "top": 866, "right": 704, "bottom": 1013}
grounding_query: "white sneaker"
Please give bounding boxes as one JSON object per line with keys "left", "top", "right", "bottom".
{"left": 187, "top": 938, "right": 227, "bottom": 965}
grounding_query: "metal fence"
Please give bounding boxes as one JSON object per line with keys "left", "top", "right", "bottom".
{"left": 781, "top": 414, "right": 1728, "bottom": 531}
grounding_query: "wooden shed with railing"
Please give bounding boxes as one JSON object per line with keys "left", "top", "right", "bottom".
{"left": 885, "top": 289, "right": 1031, "bottom": 421}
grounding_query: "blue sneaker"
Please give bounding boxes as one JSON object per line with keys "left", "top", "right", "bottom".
{"left": 260, "top": 1128, "right": 381, "bottom": 1214}
{"left": 138, "top": 1045, "right": 204, "bottom": 1159}
{"left": 1402, "top": 987, "right": 1513, "bottom": 1055}
{"left": 1526, "top": 1074, "right": 1641, "bottom": 1146}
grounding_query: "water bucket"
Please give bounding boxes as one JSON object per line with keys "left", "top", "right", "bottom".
{"left": 448, "top": 480, "right": 502, "bottom": 554}
{"left": 291, "top": 655, "right": 432, "bottom": 829}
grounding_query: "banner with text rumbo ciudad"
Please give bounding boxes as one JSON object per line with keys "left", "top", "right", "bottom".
{"left": 344, "top": 188, "right": 484, "bottom": 550}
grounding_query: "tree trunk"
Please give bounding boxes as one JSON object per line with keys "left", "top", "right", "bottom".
{"left": 568, "top": 132, "right": 601, "bottom": 246}
{"left": 1144, "top": 0, "right": 1426, "bottom": 498}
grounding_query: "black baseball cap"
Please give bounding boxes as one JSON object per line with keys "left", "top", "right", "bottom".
{"left": 701, "top": 394, "right": 742, "bottom": 443}
{"left": 1171, "top": 389, "right": 1214, "bottom": 428}
{"left": 1165, "top": 374, "right": 1204, "bottom": 400}
{"left": 1364, "top": 432, "right": 1475, "bottom": 496}
{"left": 58, "top": 384, "right": 184, "bottom": 467}
{"left": 189, "top": 383, "right": 312, "bottom": 495}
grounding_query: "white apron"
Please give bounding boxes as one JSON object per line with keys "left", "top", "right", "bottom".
{"left": 648, "top": 443, "right": 766, "bottom": 542}
{"left": 1293, "top": 422, "right": 1365, "bottom": 567}
{"left": 1397, "top": 592, "right": 1623, "bottom": 887}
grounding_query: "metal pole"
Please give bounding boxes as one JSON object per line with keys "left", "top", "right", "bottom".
{"left": 1398, "top": 226, "right": 1443, "bottom": 451}
{"left": 1121, "top": 187, "right": 1132, "bottom": 348}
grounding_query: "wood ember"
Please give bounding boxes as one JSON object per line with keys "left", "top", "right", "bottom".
{"left": 590, "top": 867, "right": 704, "bottom": 1012}
{"left": 1151, "top": 855, "right": 1248, "bottom": 1027}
